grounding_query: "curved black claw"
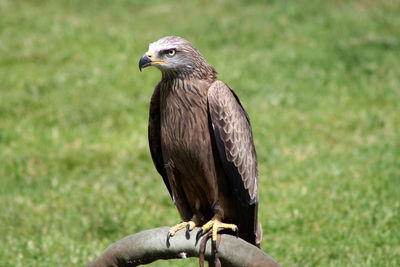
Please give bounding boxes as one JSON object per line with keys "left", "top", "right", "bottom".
{"left": 195, "top": 229, "right": 203, "bottom": 245}
{"left": 185, "top": 224, "right": 191, "bottom": 240}
{"left": 166, "top": 231, "right": 172, "bottom": 247}
{"left": 235, "top": 226, "right": 239, "bottom": 238}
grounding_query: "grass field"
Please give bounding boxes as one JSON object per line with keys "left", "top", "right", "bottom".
{"left": 1, "top": 0, "right": 399, "bottom": 266}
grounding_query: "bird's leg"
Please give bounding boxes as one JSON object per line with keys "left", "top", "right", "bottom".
{"left": 195, "top": 215, "right": 239, "bottom": 251}
{"left": 166, "top": 220, "right": 196, "bottom": 247}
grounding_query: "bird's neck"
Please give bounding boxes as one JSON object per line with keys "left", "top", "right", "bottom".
{"left": 159, "top": 73, "right": 214, "bottom": 100}
{"left": 161, "top": 65, "right": 217, "bottom": 82}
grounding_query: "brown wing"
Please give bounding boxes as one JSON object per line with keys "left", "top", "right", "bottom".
{"left": 148, "top": 83, "right": 172, "bottom": 198}
{"left": 208, "top": 81, "right": 258, "bottom": 204}
{"left": 208, "top": 80, "right": 261, "bottom": 246}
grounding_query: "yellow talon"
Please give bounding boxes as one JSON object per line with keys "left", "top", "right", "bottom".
{"left": 168, "top": 221, "right": 188, "bottom": 236}
{"left": 196, "top": 217, "right": 239, "bottom": 250}
{"left": 187, "top": 221, "right": 196, "bottom": 231}
{"left": 166, "top": 220, "right": 196, "bottom": 247}
{"left": 200, "top": 220, "right": 215, "bottom": 235}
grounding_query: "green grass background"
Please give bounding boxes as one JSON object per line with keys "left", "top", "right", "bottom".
{"left": 1, "top": 0, "right": 399, "bottom": 266}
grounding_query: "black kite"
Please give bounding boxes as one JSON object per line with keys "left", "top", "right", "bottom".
{"left": 139, "top": 36, "right": 262, "bottom": 252}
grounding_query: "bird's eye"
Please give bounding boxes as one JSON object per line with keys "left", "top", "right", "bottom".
{"left": 167, "top": 49, "right": 176, "bottom": 57}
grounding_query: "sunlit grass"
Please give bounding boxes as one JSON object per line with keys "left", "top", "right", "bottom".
{"left": 1, "top": 0, "right": 399, "bottom": 266}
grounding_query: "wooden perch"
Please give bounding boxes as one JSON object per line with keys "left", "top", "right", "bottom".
{"left": 87, "top": 226, "right": 281, "bottom": 267}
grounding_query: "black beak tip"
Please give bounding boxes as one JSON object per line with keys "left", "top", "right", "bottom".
{"left": 139, "top": 54, "right": 152, "bottom": 72}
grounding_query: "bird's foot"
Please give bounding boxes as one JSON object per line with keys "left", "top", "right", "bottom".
{"left": 166, "top": 221, "right": 196, "bottom": 247}
{"left": 196, "top": 218, "right": 238, "bottom": 251}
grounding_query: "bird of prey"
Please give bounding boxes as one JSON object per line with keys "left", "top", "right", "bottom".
{"left": 139, "top": 36, "right": 262, "bottom": 251}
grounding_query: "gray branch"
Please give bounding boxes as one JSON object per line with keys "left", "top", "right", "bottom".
{"left": 87, "top": 226, "right": 281, "bottom": 267}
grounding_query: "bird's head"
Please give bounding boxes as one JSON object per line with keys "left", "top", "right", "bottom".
{"left": 139, "top": 36, "right": 216, "bottom": 80}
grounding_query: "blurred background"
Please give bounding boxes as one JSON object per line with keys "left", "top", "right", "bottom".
{"left": 0, "top": 0, "right": 399, "bottom": 266}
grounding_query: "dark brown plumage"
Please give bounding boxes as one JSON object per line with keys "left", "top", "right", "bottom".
{"left": 140, "top": 36, "right": 262, "bottom": 247}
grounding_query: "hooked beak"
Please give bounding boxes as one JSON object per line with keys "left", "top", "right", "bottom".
{"left": 139, "top": 51, "right": 169, "bottom": 72}
{"left": 139, "top": 54, "right": 152, "bottom": 72}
